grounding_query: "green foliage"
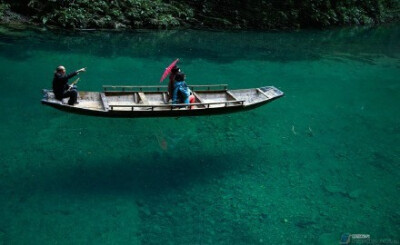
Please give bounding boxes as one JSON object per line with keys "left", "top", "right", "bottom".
{"left": 0, "top": 2, "right": 10, "bottom": 19}
{"left": 23, "top": 0, "right": 194, "bottom": 29}
{"left": 2, "top": 0, "right": 400, "bottom": 29}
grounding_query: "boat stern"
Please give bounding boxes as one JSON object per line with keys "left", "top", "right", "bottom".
{"left": 41, "top": 89, "right": 52, "bottom": 103}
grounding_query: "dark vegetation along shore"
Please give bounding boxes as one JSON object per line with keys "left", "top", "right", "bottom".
{"left": 0, "top": 0, "right": 399, "bottom": 30}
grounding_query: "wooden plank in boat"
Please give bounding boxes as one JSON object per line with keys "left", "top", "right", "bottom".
{"left": 259, "top": 88, "right": 279, "bottom": 98}
{"left": 191, "top": 92, "right": 207, "bottom": 108}
{"left": 162, "top": 92, "right": 169, "bottom": 104}
{"left": 100, "top": 93, "right": 110, "bottom": 111}
{"left": 256, "top": 88, "right": 270, "bottom": 99}
{"left": 192, "top": 92, "right": 204, "bottom": 103}
{"left": 226, "top": 90, "right": 239, "bottom": 101}
{"left": 138, "top": 92, "right": 149, "bottom": 104}
{"left": 264, "top": 89, "right": 278, "bottom": 98}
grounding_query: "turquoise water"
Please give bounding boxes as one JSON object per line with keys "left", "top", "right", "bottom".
{"left": 0, "top": 25, "right": 399, "bottom": 244}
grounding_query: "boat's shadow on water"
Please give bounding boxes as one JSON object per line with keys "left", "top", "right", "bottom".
{"left": 32, "top": 152, "right": 238, "bottom": 197}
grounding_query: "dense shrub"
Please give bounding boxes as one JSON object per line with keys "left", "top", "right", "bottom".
{"left": 180, "top": 0, "right": 400, "bottom": 29}
{"left": 1, "top": 0, "right": 399, "bottom": 29}
{"left": 0, "top": 2, "right": 10, "bottom": 19}
{"left": 24, "top": 0, "right": 194, "bottom": 29}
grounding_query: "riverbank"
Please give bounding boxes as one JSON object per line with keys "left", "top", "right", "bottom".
{"left": 1, "top": 1, "right": 399, "bottom": 31}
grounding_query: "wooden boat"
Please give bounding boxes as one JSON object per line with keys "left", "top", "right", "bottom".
{"left": 41, "top": 84, "right": 284, "bottom": 118}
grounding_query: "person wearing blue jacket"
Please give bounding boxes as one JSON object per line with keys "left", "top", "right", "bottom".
{"left": 172, "top": 72, "right": 191, "bottom": 105}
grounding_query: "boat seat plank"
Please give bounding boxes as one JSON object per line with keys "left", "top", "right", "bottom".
{"left": 226, "top": 90, "right": 239, "bottom": 101}
{"left": 162, "top": 92, "right": 169, "bottom": 104}
{"left": 138, "top": 92, "right": 149, "bottom": 104}
{"left": 256, "top": 88, "right": 270, "bottom": 99}
{"left": 100, "top": 93, "right": 110, "bottom": 111}
{"left": 192, "top": 92, "right": 207, "bottom": 108}
{"left": 192, "top": 92, "right": 204, "bottom": 103}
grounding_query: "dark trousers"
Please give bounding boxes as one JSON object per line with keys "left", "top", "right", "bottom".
{"left": 56, "top": 89, "right": 78, "bottom": 105}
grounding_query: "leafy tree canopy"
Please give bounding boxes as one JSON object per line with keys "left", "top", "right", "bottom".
{"left": 1, "top": 0, "right": 399, "bottom": 29}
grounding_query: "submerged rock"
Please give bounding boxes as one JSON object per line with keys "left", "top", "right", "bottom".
{"left": 318, "top": 233, "right": 339, "bottom": 245}
{"left": 140, "top": 206, "right": 151, "bottom": 216}
{"left": 349, "top": 189, "right": 363, "bottom": 199}
{"left": 324, "top": 185, "right": 347, "bottom": 196}
{"left": 0, "top": 230, "right": 5, "bottom": 245}
{"left": 295, "top": 220, "right": 316, "bottom": 229}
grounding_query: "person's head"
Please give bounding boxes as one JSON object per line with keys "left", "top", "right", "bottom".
{"left": 56, "top": 65, "right": 66, "bottom": 74}
{"left": 171, "top": 66, "right": 180, "bottom": 74}
{"left": 175, "top": 72, "right": 185, "bottom": 82}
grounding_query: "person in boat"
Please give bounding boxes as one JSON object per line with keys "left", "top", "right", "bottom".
{"left": 168, "top": 65, "right": 180, "bottom": 101}
{"left": 172, "top": 72, "right": 195, "bottom": 106}
{"left": 52, "top": 66, "right": 86, "bottom": 105}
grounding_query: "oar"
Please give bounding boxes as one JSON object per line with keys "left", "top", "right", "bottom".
{"left": 67, "top": 78, "right": 80, "bottom": 91}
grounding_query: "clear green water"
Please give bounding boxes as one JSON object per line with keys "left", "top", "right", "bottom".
{"left": 0, "top": 25, "right": 399, "bottom": 244}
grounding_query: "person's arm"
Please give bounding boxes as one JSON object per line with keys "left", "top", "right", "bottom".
{"left": 65, "top": 71, "right": 78, "bottom": 80}
{"left": 66, "top": 67, "right": 86, "bottom": 79}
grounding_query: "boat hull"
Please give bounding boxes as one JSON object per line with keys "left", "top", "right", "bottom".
{"left": 41, "top": 98, "right": 279, "bottom": 118}
{"left": 41, "top": 85, "right": 284, "bottom": 118}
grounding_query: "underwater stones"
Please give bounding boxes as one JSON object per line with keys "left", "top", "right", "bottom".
{"left": 318, "top": 233, "right": 338, "bottom": 245}
{"left": 324, "top": 185, "right": 347, "bottom": 196}
{"left": 319, "top": 210, "right": 329, "bottom": 216}
{"left": 295, "top": 219, "right": 316, "bottom": 229}
{"left": 139, "top": 205, "right": 151, "bottom": 216}
{"left": 389, "top": 211, "right": 400, "bottom": 225}
{"left": 307, "top": 126, "right": 314, "bottom": 137}
{"left": 348, "top": 189, "right": 363, "bottom": 199}
{"left": 222, "top": 194, "right": 233, "bottom": 200}
{"left": 187, "top": 136, "right": 198, "bottom": 145}
{"left": 0, "top": 230, "right": 4, "bottom": 245}
{"left": 324, "top": 184, "right": 364, "bottom": 199}
{"left": 153, "top": 224, "right": 162, "bottom": 233}
{"left": 258, "top": 213, "right": 268, "bottom": 222}
{"left": 136, "top": 199, "right": 145, "bottom": 207}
